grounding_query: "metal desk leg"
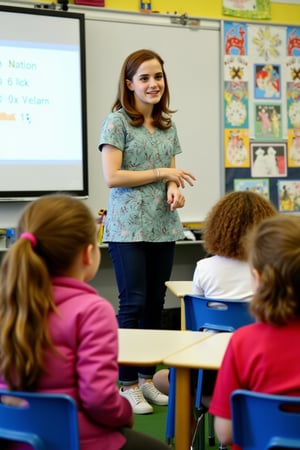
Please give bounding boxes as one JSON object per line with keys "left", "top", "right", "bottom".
{"left": 175, "top": 367, "right": 191, "bottom": 450}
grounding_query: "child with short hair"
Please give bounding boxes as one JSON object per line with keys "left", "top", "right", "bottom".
{"left": 153, "top": 190, "right": 277, "bottom": 396}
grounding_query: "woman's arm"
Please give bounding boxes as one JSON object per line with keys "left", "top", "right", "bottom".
{"left": 165, "top": 156, "right": 187, "bottom": 211}
{"left": 101, "top": 145, "right": 195, "bottom": 189}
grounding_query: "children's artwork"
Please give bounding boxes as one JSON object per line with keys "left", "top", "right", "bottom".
{"left": 286, "top": 57, "right": 300, "bottom": 83}
{"left": 234, "top": 178, "right": 269, "bottom": 199}
{"left": 248, "top": 25, "right": 284, "bottom": 61}
{"left": 287, "top": 82, "right": 300, "bottom": 128}
{"left": 278, "top": 180, "right": 300, "bottom": 212}
{"left": 287, "top": 27, "right": 300, "bottom": 57}
{"left": 224, "top": 56, "right": 249, "bottom": 82}
{"left": 224, "top": 22, "right": 300, "bottom": 210}
{"left": 224, "top": 81, "right": 248, "bottom": 102}
{"left": 288, "top": 128, "right": 300, "bottom": 166}
{"left": 224, "top": 82, "right": 248, "bottom": 128}
{"left": 224, "top": 81, "right": 248, "bottom": 128}
{"left": 254, "top": 64, "right": 281, "bottom": 100}
{"left": 254, "top": 104, "right": 282, "bottom": 140}
{"left": 225, "top": 129, "right": 250, "bottom": 167}
{"left": 222, "top": 0, "right": 271, "bottom": 20}
{"left": 251, "top": 142, "right": 287, "bottom": 177}
{"left": 288, "top": 99, "right": 300, "bottom": 129}
{"left": 224, "top": 22, "right": 247, "bottom": 55}
{"left": 225, "top": 100, "right": 248, "bottom": 128}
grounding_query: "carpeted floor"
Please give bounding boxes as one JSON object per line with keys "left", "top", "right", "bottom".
{"left": 134, "top": 404, "right": 167, "bottom": 442}
{"left": 134, "top": 404, "right": 222, "bottom": 449}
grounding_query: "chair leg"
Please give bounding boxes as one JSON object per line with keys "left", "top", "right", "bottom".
{"left": 166, "top": 437, "right": 173, "bottom": 447}
{"left": 190, "top": 407, "right": 207, "bottom": 450}
{"left": 207, "top": 413, "right": 215, "bottom": 446}
{"left": 165, "top": 368, "right": 176, "bottom": 447}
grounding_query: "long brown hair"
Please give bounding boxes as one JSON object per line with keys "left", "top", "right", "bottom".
{"left": 0, "top": 194, "right": 97, "bottom": 390}
{"left": 112, "top": 48, "right": 175, "bottom": 129}
{"left": 248, "top": 214, "right": 300, "bottom": 326}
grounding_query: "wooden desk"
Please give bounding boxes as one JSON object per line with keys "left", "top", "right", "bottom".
{"left": 118, "top": 328, "right": 210, "bottom": 366}
{"left": 163, "top": 332, "right": 232, "bottom": 450}
{"left": 165, "top": 281, "right": 193, "bottom": 330}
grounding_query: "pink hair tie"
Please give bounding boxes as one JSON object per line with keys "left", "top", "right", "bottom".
{"left": 20, "top": 232, "right": 37, "bottom": 248}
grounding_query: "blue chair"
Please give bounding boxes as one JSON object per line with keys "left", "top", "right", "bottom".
{"left": 166, "top": 294, "right": 254, "bottom": 449}
{"left": 0, "top": 390, "right": 80, "bottom": 449}
{"left": 231, "top": 389, "right": 300, "bottom": 450}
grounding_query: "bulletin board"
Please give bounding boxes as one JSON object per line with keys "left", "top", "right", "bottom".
{"left": 223, "top": 20, "right": 300, "bottom": 213}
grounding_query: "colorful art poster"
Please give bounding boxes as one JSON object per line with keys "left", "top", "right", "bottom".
{"left": 224, "top": 129, "right": 250, "bottom": 167}
{"left": 251, "top": 142, "right": 287, "bottom": 177}
{"left": 287, "top": 82, "right": 300, "bottom": 129}
{"left": 254, "top": 103, "right": 282, "bottom": 140}
{"left": 224, "top": 81, "right": 248, "bottom": 102}
{"left": 234, "top": 178, "right": 269, "bottom": 199}
{"left": 224, "top": 83, "right": 249, "bottom": 129}
{"left": 224, "top": 22, "right": 247, "bottom": 56}
{"left": 248, "top": 25, "right": 284, "bottom": 61}
{"left": 224, "top": 55, "right": 249, "bottom": 82}
{"left": 254, "top": 64, "right": 281, "bottom": 100}
{"left": 288, "top": 128, "right": 300, "bottom": 166}
{"left": 287, "top": 27, "right": 300, "bottom": 58}
{"left": 224, "top": 21, "right": 300, "bottom": 211}
{"left": 278, "top": 180, "right": 300, "bottom": 212}
{"left": 286, "top": 57, "right": 300, "bottom": 83}
{"left": 222, "top": 0, "right": 271, "bottom": 20}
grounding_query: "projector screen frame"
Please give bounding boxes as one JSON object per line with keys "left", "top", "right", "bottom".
{"left": 0, "top": 3, "right": 88, "bottom": 201}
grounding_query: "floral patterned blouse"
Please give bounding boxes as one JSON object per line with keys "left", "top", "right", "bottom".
{"left": 99, "top": 109, "right": 185, "bottom": 242}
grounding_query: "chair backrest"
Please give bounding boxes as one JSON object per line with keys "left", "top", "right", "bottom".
{"left": 0, "top": 390, "right": 80, "bottom": 450}
{"left": 231, "top": 389, "right": 300, "bottom": 450}
{"left": 183, "top": 294, "right": 254, "bottom": 332}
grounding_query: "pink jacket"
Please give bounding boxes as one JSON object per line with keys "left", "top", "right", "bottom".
{"left": 0, "top": 276, "right": 132, "bottom": 450}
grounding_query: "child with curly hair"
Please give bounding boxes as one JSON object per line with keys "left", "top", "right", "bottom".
{"left": 210, "top": 214, "right": 300, "bottom": 448}
{"left": 192, "top": 190, "right": 277, "bottom": 299}
{"left": 153, "top": 191, "right": 277, "bottom": 396}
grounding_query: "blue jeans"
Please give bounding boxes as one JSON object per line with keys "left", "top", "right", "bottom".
{"left": 108, "top": 241, "right": 176, "bottom": 384}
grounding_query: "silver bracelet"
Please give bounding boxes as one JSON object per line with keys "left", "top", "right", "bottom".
{"left": 153, "top": 168, "right": 160, "bottom": 180}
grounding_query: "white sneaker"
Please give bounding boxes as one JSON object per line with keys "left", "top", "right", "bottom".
{"left": 120, "top": 386, "right": 153, "bottom": 414}
{"left": 140, "top": 381, "right": 169, "bottom": 406}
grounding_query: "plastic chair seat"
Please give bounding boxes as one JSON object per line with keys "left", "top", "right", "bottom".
{"left": 0, "top": 390, "right": 80, "bottom": 450}
{"left": 231, "top": 389, "right": 300, "bottom": 450}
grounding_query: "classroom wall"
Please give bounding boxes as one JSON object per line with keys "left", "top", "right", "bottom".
{"left": 0, "top": 0, "right": 299, "bottom": 227}
{"left": 0, "top": 2, "right": 222, "bottom": 225}
{"left": 1, "top": 0, "right": 299, "bottom": 310}
{"left": 11, "top": 0, "right": 300, "bottom": 23}
{"left": 103, "top": 0, "right": 300, "bottom": 25}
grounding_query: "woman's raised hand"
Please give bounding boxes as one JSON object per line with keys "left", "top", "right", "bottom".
{"left": 160, "top": 168, "right": 196, "bottom": 188}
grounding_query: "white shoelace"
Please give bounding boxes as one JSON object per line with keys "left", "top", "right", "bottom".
{"left": 143, "top": 382, "right": 162, "bottom": 399}
{"left": 129, "top": 387, "right": 147, "bottom": 404}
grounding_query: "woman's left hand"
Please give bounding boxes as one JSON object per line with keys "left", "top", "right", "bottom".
{"left": 166, "top": 183, "right": 186, "bottom": 211}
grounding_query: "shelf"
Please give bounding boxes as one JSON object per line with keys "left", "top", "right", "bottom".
{"left": 0, "top": 240, "right": 203, "bottom": 253}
